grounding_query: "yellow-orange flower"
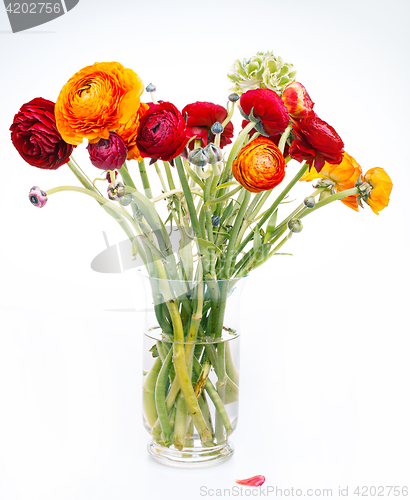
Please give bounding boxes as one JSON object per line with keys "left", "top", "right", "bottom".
{"left": 363, "top": 168, "right": 392, "bottom": 215}
{"left": 232, "top": 137, "right": 286, "bottom": 193}
{"left": 117, "top": 102, "right": 149, "bottom": 161}
{"left": 55, "top": 62, "right": 144, "bottom": 145}
{"left": 300, "top": 152, "right": 362, "bottom": 211}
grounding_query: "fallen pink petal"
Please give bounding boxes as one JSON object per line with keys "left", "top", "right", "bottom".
{"left": 235, "top": 475, "right": 266, "bottom": 487}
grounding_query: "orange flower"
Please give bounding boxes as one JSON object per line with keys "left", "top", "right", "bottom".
{"left": 117, "top": 102, "right": 149, "bottom": 161}
{"left": 363, "top": 168, "right": 392, "bottom": 215}
{"left": 300, "top": 152, "right": 362, "bottom": 211}
{"left": 233, "top": 137, "right": 286, "bottom": 193}
{"left": 55, "top": 62, "right": 144, "bottom": 145}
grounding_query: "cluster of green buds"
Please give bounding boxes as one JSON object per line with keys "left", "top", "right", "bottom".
{"left": 228, "top": 51, "right": 297, "bottom": 96}
{"left": 188, "top": 142, "right": 223, "bottom": 167}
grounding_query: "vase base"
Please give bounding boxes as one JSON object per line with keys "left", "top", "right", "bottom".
{"left": 147, "top": 440, "right": 234, "bottom": 468}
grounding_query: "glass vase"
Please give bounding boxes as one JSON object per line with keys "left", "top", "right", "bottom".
{"left": 140, "top": 274, "right": 244, "bottom": 468}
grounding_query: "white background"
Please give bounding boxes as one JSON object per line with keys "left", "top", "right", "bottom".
{"left": 1, "top": 0, "right": 410, "bottom": 498}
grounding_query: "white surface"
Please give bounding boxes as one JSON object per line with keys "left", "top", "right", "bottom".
{"left": 1, "top": 0, "right": 410, "bottom": 498}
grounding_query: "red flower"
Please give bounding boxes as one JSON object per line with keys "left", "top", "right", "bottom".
{"left": 240, "top": 88, "right": 289, "bottom": 137}
{"left": 87, "top": 132, "right": 127, "bottom": 171}
{"left": 10, "top": 97, "right": 74, "bottom": 170}
{"left": 289, "top": 115, "right": 344, "bottom": 172}
{"left": 282, "top": 82, "right": 315, "bottom": 119}
{"left": 182, "top": 102, "right": 234, "bottom": 150}
{"left": 136, "top": 102, "right": 187, "bottom": 162}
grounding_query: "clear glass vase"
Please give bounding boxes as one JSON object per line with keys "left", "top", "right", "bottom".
{"left": 140, "top": 274, "right": 244, "bottom": 468}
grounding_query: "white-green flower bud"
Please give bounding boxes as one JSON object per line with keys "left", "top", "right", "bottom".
{"left": 288, "top": 219, "right": 303, "bottom": 233}
{"left": 204, "top": 143, "right": 222, "bottom": 164}
{"left": 228, "top": 51, "right": 296, "bottom": 95}
{"left": 304, "top": 196, "right": 316, "bottom": 208}
{"left": 188, "top": 147, "right": 208, "bottom": 167}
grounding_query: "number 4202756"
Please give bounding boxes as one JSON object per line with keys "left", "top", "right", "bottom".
{"left": 5, "top": 3, "right": 61, "bottom": 14}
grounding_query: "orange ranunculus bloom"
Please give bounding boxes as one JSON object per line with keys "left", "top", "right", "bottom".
{"left": 55, "top": 62, "right": 144, "bottom": 145}
{"left": 232, "top": 137, "right": 286, "bottom": 193}
{"left": 300, "top": 152, "right": 362, "bottom": 211}
{"left": 117, "top": 102, "right": 149, "bottom": 161}
{"left": 363, "top": 167, "right": 392, "bottom": 215}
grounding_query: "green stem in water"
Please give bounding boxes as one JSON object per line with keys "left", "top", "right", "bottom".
{"left": 143, "top": 357, "right": 161, "bottom": 428}
{"left": 154, "top": 259, "right": 213, "bottom": 446}
{"left": 155, "top": 348, "right": 174, "bottom": 446}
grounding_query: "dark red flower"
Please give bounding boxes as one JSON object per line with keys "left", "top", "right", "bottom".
{"left": 289, "top": 115, "right": 344, "bottom": 172}
{"left": 240, "top": 88, "right": 289, "bottom": 137}
{"left": 181, "top": 102, "right": 234, "bottom": 150}
{"left": 136, "top": 101, "right": 187, "bottom": 162}
{"left": 10, "top": 97, "right": 74, "bottom": 170}
{"left": 87, "top": 132, "right": 127, "bottom": 171}
{"left": 241, "top": 119, "right": 290, "bottom": 157}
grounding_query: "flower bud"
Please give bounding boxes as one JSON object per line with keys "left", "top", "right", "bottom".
{"left": 304, "top": 196, "right": 315, "bottom": 208}
{"left": 211, "top": 122, "right": 224, "bottom": 135}
{"left": 87, "top": 132, "right": 127, "bottom": 171}
{"left": 282, "top": 82, "right": 315, "bottom": 119}
{"left": 107, "top": 180, "right": 126, "bottom": 201}
{"left": 119, "top": 194, "right": 132, "bottom": 206}
{"left": 212, "top": 215, "right": 220, "bottom": 227}
{"left": 188, "top": 147, "right": 208, "bottom": 167}
{"left": 204, "top": 143, "right": 223, "bottom": 164}
{"left": 288, "top": 218, "right": 303, "bottom": 233}
{"left": 146, "top": 83, "right": 156, "bottom": 93}
{"left": 228, "top": 93, "right": 240, "bottom": 103}
{"left": 28, "top": 186, "right": 48, "bottom": 208}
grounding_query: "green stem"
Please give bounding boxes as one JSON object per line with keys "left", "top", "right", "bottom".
{"left": 155, "top": 348, "right": 174, "bottom": 446}
{"left": 223, "top": 190, "right": 251, "bottom": 279}
{"left": 143, "top": 357, "right": 161, "bottom": 428}
{"left": 221, "top": 121, "right": 255, "bottom": 183}
{"left": 173, "top": 393, "right": 189, "bottom": 450}
{"left": 299, "top": 187, "right": 359, "bottom": 219}
{"left": 234, "top": 161, "right": 308, "bottom": 258}
{"left": 163, "top": 161, "right": 176, "bottom": 190}
{"left": 278, "top": 124, "right": 292, "bottom": 154}
{"left": 154, "top": 259, "right": 213, "bottom": 446}
{"left": 138, "top": 159, "right": 153, "bottom": 198}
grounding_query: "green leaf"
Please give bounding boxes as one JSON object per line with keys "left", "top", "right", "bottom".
{"left": 253, "top": 226, "right": 261, "bottom": 252}
{"left": 196, "top": 238, "right": 222, "bottom": 254}
{"left": 263, "top": 209, "right": 278, "bottom": 243}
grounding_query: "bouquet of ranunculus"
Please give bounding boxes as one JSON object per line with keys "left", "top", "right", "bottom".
{"left": 11, "top": 51, "right": 392, "bottom": 467}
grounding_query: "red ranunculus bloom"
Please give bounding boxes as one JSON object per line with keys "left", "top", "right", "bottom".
{"left": 289, "top": 115, "right": 344, "bottom": 172}
{"left": 87, "top": 132, "right": 127, "bottom": 171}
{"left": 240, "top": 88, "right": 289, "bottom": 137}
{"left": 136, "top": 101, "right": 188, "bottom": 162}
{"left": 181, "top": 102, "right": 234, "bottom": 150}
{"left": 10, "top": 97, "right": 74, "bottom": 170}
